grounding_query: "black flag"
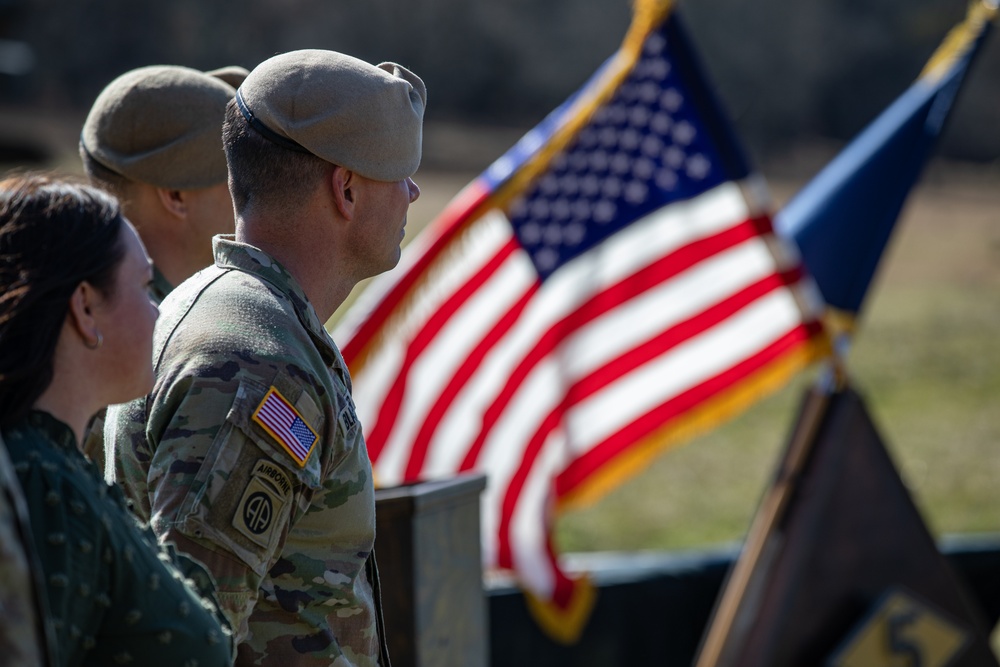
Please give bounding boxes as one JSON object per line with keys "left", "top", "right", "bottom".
{"left": 695, "top": 385, "right": 998, "bottom": 667}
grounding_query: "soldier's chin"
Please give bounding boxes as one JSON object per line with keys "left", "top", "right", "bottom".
{"left": 383, "top": 248, "right": 403, "bottom": 274}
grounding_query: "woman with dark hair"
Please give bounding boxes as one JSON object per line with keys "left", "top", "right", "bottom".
{"left": 0, "top": 173, "right": 234, "bottom": 667}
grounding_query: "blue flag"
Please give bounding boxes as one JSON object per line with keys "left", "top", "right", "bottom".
{"left": 775, "top": 0, "right": 997, "bottom": 321}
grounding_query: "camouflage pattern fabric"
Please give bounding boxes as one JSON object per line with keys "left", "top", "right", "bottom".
{"left": 5, "top": 410, "right": 234, "bottom": 667}
{"left": 106, "top": 235, "right": 385, "bottom": 666}
{"left": 81, "top": 410, "right": 108, "bottom": 476}
{"left": 82, "top": 265, "right": 172, "bottom": 472}
{"left": 0, "top": 435, "right": 50, "bottom": 666}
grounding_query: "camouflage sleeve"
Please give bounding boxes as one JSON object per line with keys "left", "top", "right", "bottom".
{"left": 0, "top": 515, "right": 47, "bottom": 666}
{"left": 0, "top": 442, "right": 48, "bottom": 667}
{"left": 145, "top": 367, "right": 327, "bottom": 644}
{"left": 81, "top": 409, "right": 107, "bottom": 476}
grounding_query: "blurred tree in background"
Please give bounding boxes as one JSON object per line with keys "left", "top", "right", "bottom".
{"left": 0, "top": 0, "right": 997, "bottom": 166}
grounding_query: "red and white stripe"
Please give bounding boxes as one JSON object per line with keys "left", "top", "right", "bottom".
{"left": 257, "top": 391, "right": 311, "bottom": 462}
{"left": 335, "top": 177, "right": 824, "bottom": 604}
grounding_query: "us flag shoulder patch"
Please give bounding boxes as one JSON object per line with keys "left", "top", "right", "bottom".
{"left": 252, "top": 387, "right": 319, "bottom": 467}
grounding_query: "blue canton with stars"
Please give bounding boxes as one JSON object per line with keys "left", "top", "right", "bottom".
{"left": 290, "top": 417, "right": 317, "bottom": 450}
{"left": 488, "top": 15, "right": 752, "bottom": 281}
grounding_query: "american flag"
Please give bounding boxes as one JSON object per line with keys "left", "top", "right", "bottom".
{"left": 253, "top": 387, "right": 319, "bottom": 467}
{"left": 335, "top": 0, "right": 829, "bottom": 640}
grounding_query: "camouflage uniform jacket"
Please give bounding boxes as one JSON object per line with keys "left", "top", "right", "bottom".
{"left": 82, "top": 265, "right": 172, "bottom": 472}
{"left": 106, "top": 235, "right": 387, "bottom": 666}
{"left": 5, "top": 410, "right": 234, "bottom": 667}
{"left": 0, "top": 434, "right": 51, "bottom": 666}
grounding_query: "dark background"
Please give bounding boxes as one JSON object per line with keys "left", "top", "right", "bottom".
{"left": 0, "top": 0, "right": 997, "bottom": 169}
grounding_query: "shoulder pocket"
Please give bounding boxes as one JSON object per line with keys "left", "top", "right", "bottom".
{"left": 174, "top": 373, "right": 325, "bottom": 575}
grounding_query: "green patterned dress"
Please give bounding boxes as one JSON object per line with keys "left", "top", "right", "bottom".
{"left": 4, "top": 410, "right": 235, "bottom": 667}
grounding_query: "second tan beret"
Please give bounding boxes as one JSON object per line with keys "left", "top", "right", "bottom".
{"left": 236, "top": 49, "right": 426, "bottom": 182}
{"left": 81, "top": 65, "right": 238, "bottom": 190}
{"left": 205, "top": 65, "right": 250, "bottom": 89}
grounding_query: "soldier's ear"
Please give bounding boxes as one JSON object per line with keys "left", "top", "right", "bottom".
{"left": 330, "top": 166, "right": 356, "bottom": 221}
{"left": 155, "top": 187, "right": 188, "bottom": 219}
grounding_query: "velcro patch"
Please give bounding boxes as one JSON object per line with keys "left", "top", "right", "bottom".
{"left": 231, "top": 459, "right": 293, "bottom": 548}
{"left": 252, "top": 387, "right": 319, "bottom": 467}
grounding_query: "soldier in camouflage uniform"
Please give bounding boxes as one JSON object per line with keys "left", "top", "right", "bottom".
{"left": 105, "top": 49, "right": 426, "bottom": 666}
{"left": 80, "top": 64, "right": 247, "bottom": 305}
{"left": 79, "top": 64, "right": 247, "bottom": 470}
{"left": 0, "top": 436, "right": 51, "bottom": 666}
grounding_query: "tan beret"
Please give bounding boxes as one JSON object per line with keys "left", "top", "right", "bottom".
{"left": 81, "top": 65, "right": 237, "bottom": 190}
{"left": 236, "top": 49, "right": 426, "bottom": 182}
{"left": 205, "top": 65, "right": 250, "bottom": 89}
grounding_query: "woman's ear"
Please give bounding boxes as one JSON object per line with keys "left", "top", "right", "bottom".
{"left": 66, "top": 282, "right": 103, "bottom": 349}
{"left": 330, "top": 166, "right": 357, "bottom": 221}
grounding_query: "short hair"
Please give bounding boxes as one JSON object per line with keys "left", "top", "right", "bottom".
{"left": 222, "top": 99, "right": 330, "bottom": 216}
{"left": 0, "top": 172, "right": 126, "bottom": 427}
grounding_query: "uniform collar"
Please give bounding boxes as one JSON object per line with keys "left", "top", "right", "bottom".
{"left": 20, "top": 410, "right": 78, "bottom": 452}
{"left": 211, "top": 235, "right": 340, "bottom": 365}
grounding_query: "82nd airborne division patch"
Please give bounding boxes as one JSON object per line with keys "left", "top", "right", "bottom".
{"left": 233, "top": 459, "right": 294, "bottom": 548}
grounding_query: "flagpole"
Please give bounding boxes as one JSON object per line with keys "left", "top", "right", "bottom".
{"left": 693, "top": 350, "right": 847, "bottom": 667}
{"left": 694, "top": 1, "right": 998, "bottom": 661}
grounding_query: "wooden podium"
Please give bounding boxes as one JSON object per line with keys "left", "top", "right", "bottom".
{"left": 374, "top": 473, "right": 488, "bottom": 667}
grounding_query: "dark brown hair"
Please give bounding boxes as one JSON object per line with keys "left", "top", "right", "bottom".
{"left": 0, "top": 172, "right": 125, "bottom": 427}
{"left": 222, "top": 99, "right": 330, "bottom": 216}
